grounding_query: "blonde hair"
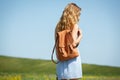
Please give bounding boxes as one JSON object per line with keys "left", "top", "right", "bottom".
{"left": 55, "top": 3, "right": 81, "bottom": 37}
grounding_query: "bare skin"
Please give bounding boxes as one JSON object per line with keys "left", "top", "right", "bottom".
{"left": 72, "top": 24, "right": 82, "bottom": 47}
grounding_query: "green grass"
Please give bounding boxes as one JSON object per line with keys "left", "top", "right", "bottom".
{"left": 0, "top": 55, "right": 120, "bottom": 80}
{"left": 0, "top": 55, "right": 56, "bottom": 74}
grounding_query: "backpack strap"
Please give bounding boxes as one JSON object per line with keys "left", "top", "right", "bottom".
{"left": 51, "top": 36, "right": 59, "bottom": 64}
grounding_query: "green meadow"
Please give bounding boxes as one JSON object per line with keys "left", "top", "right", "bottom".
{"left": 0, "top": 55, "right": 120, "bottom": 80}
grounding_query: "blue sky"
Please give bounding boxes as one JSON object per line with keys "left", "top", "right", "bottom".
{"left": 0, "top": 0, "right": 120, "bottom": 67}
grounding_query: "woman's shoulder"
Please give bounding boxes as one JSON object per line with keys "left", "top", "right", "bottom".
{"left": 73, "top": 24, "right": 79, "bottom": 31}
{"left": 74, "top": 24, "right": 79, "bottom": 29}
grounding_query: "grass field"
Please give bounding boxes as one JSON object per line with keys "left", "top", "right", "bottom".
{"left": 0, "top": 55, "right": 120, "bottom": 80}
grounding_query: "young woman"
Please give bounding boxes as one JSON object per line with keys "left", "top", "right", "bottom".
{"left": 55, "top": 3, "right": 83, "bottom": 80}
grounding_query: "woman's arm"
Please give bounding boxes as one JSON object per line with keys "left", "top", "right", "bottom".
{"left": 76, "top": 28, "right": 83, "bottom": 44}
{"left": 72, "top": 28, "right": 83, "bottom": 47}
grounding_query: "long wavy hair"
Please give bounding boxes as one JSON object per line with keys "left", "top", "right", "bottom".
{"left": 55, "top": 3, "right": 81, "bottom": 38}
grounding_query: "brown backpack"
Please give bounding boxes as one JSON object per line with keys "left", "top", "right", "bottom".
{"left": 51, "top": 29, "right": 79, "bottom": 64}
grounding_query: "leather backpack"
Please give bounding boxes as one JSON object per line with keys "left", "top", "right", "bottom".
{"left": 51, "top": 29, "right": 79, "bottom": 64}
